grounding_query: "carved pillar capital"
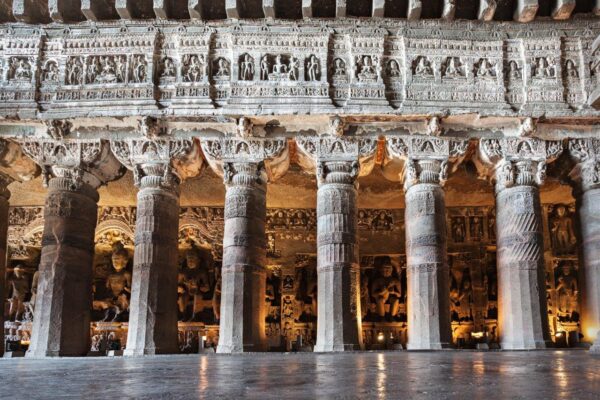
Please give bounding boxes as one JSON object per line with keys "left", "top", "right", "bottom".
{"left": 296, "top": 135, "right": 377, "bottom": 187}
{"left": 385, "top": 135, "right": 468, "bottom": 190}
{"left": 111, "top": 137, "right": 203, "bottom": 193}
{"left": 20, "top": 138, "right": 123, "bottom": 192}
{"left": 477, "top": 137, "right": 563, "bottom": 193}
{"left": 201, "top": 137, "right": 289, "bottom": 185}
{"left": 568, "top": 138, "right": 600, "bottom": 193}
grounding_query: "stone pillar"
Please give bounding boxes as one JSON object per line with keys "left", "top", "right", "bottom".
{"left": 404, "top": 164, "right": 452, "bottom": 350}
{"left": 201, "top": 130, "right": 288, "bottom": 354}
{"left": 217, "top": 162, "right": 268, "bottom": 353}
{"left": 479, "top": 137, "right": 561, "bottom": 350}
{"left": 568, "top": 138, "right": 600, "bottom": 351}
{"left": 296, "top": 126, "right": 377, "bottom": 352}
{"left": 314, "top": 160, "right": 362, "bottom": 352}
{"left": 0, "top": 173, "right": 11, "bottom": 356}
{"left": 125, "top": 173, "right": 181, "bottom": 355}
{"left": 385, "top": 134, "right": 468, "bottom": 350}
{"left": 20, "top": 138, "right": 123, "bottom": 357}
{"left": 112, "top": 132, "right": 203, "bottom": 356}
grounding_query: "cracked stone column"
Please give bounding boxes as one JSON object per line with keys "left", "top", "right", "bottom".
{"left": 478, "top": 137, "right": 562, "bottom": 350}
{"left": 568, "top": 138, "right": 600, "bottom": 352}
{"left": 385, "top": 134, "right": 468, "bottom": 349}
{"left": 112, "top": 131, "right": 203, "bottom": 356}
{"left": 20, "top": 137, "right": 123, "bottom": 357}
{"left": 201, "top": 129, "right": 288, "bottom": 353}
{"left": 297, "top": 123, "right": 376, "bottom": 352}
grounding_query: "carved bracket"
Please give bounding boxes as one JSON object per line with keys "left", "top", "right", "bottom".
{"left": 568, "top": 138, "right": 600, "bottom": 192}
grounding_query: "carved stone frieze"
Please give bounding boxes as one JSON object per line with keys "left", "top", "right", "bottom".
{"left": 477, "top": 137, "right": 563, "bottom": 193}
{"left": 568, "top": 137, "right": 600, "bottom": 192}
{"left": 385, "top": 135, "right": 469, "bottom": 189}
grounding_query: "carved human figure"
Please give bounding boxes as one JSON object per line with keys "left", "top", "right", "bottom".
{"left": 132, "top": 55, "right": 146, "bottom": 83}
{"left": 184, "top": 55, "right": 202, "bottom": 82}
{"left": 214, "top": 58, "right": 230, "bottom": 78}
{"left": 452, "top": 217, "right": 465, "bottom": 242}
{"left": 273, "top": 55, "right": 287, "bottom": 74}
{"left": 240, "top": 54, "right": 254, "bottom": 81}
{"left": 508, "top": 61, "right": 521, "bottom": 79}
{"left": 470, "top": 216, "right": 483, "bottom": 241}
{"left": 161, "top": 57, "right": 176, "bottom": 78}
{"left": 373, "top": 211, "right": 392, "bottom": 230}
{"left": 556, "top": 261, "right": 578, "bottom": 316}
{"left": 414, "top": 56, "right": 433, "bottom": 76}
{"left": 565, "top": 59, "right": 578, "bottom": 78}
{"left": 370, "top": 261, "right": 402, "bottom": 321}
{"left": 103, "top": 242, "right": 132, "bottom": 322}
{"left": 177, "top": 245, "right": 211, "bottom": 321}
{"left": 43, "top": 62, "right": 58, "bottom": 82}
{"left": 551, "top": 205, "right": 576, "bottom": 255}
{"left": 295, "top": 263, "right": 317, "bottom": 317}
{"left": 360, "top": 56, "right": 375, "bottom": 75}
{"left": 534, "top": 57, "right": 553, "bottom": 78}
{"left": 260, "top": 55, "right": 269, "bottom": 80}
{"left": 477, "top": 58, "right": 494, "bottom": 77}
{"left": 11, "top": 58, "right": 32, "bottom": 80}
{"left": 306, "top": 55, "right": 320, "bottom": 81}
{"left": 289, "top": 57, "right": 299, "bottom": 80}
{"left": 332, "top": 58, "right": 346, "bottom": 77}
{"left": 8, "top": 265, "right": 30, "bottom": 321}
{"left": 388, "top": 60, "right": 401, "bottom": 77}
{"left": 444, "top": 57, "right": 462, "bottom": 77}
{"left": 360, "top": 272, "right": 370, "bottom": 319}
{"left": 212, "top": 268, "right": 221, "bottom": 322}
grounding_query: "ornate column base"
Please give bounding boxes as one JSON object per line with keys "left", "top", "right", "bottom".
{"left": 496, "top": 185, "right": 549, "bottom": 351}
{"left": 405, "top": 183, "right": 452, "bottom": 351}
{"left": 26, "top": 180, "right": 99, "bottom": 358}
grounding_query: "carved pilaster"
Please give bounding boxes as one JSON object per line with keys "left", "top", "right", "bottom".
{"left": 568, "top": 138, "right": 600, "bottom": 352}
{"left": 296, "top": 133, "right": 377, "bottom": 352}
{"left": 385, "top": 135, "right": 468, "bottom": 349}
{"left": 19, "top": 139, "right": 123, "bottom": 357}
{"left": 201, "top": 136, "right": 288, "bottom": 353}
{"left": 478, "top": 137, "right": 562, "bottom": 350}
{"left": 112, "top": 137, "right": 203, "bottom": 356}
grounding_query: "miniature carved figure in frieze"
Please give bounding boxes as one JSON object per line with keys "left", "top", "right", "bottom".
{"left": 273, "top": 55, "right": 287, "bottom": 74}
{"left": 182, "top": 55, "right": 207, "bottom": 82}
{"left": 66, "top": 57, "right": 84, "bottom": 85}
{"left": 469, "top": 216, "right": 483, "bottom": 241}
{"left": 306, "top": 55, "right": 320, "bottom": 81}
{"left": 564, "top": 59, "right": 578, "bottom": 78}
{"left": 370, "top": 258, "right": 402, "bottom": 321}
{"left": 131, "top": 55, "right": 147, "bottom": 83}
{"left": 452, "top": 217, "right": 466, "bottom": 243}
{"left": 331, "top": 58, "right": 347, "bottom": 79}
{"left": 356, "top": 55, "right": 380, "bottom": 82}
{"left": 387, "top": 59, "right": 401, "bottom": 78}
{"left": 372, "top": 210, "right": 393, "bottom": 230}
{"left": 159, "top": 57, "right": 176, "bottom": 79}
{"left": 289, "top": 56, "right": 299, "bottom": 80}
{"left": 555, "top": 260, "right": 578, "bottom": 320}
{"left": 8, "top": 57, "right": 32, "bottom": 82}
{"left": 178, "top": 245, "right": 211, "bottom": 322}
{"left": 102, "top": 242, "right": 132, "bottom": 322}
{"left": 476, "top": 58, "right": 496, "bottom": 78}
{"left": 414, "top": 56, "right": 433, "bottom": 77}
{"left": 260, "top": 55, "right": 269, "bottom": 80}
{"left": 7, "top": 265, "right": 30, "bottom": 321}
{"left": 532, "top": 57, "right": 555, "bottom": 78}
{"left": 240, "top": 54, "right": 255, "bottom": 81}
{"left": 42, "top": 61, "right": 59, "bottom": 83}
{"left": 443, "top": 57, "right": 464, "bottom": 78}
{"left": 295, "top": 261, "right": 317, "bottom": 322}
{"left": 550, "top": 205, "right": 577, "bottom": 255}
{"left": 213, "top": 57, "right": 230, "bottom": 79}
{"left": 507, "top": 60, "right": 522, "bottom": 79}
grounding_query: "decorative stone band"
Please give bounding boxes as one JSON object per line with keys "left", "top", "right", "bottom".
{"left": 385, "top": 135, "right": 468, "bottom": 190}
{"left": 568, "top": 138, "right": 600, "bottom": 193}
{"left": 221, "top": 264, "right": 267, "bottom": 274}
{"left": 110, "top": 137, "right": 203, "bottom": 191}
{"left": 478, "top": 137, "right": 563, "bottom": 194}
{"left": 406, "top": 262, "right": 449, "bottom": 274}
{"left": 20, "top": 138, "right": 123, "bottom": 190}
{"left": 201, "top": 137, "right": 289, "bottom": 183}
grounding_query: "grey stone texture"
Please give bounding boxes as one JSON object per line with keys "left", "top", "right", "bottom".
{"left": 0, "top": 173, "right": 11, "bottom": 355}
{"left": 217, "top": 161, "right": 268, "bottom": 353}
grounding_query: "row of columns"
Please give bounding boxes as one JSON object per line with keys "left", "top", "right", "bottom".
{"left": 1, "top": 132, "right": 600, "bottom": 356}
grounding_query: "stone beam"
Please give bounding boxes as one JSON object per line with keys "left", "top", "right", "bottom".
{"left": 551, "top": 0, "right": 575, "bottom": 20}
{"left": 226, "top": 0, "right": 240, "bottom": 18}
{"left": 478, "top": 0, "right": 496, "bottom": 20}
{"left": 153, "top": 0, "right": 170, "bottom": 19}
{"left": 115, "top": 0, "right": 133, "bottom": 18}
{"left": 407, "top": 0, "right": 421, "bottom": 20}
{"left": 48, "top": 0, "right": 85, "bottom": 22}
{"left": 13, "top": 0, "right": 51, "bottom": 23}
{"left": 336, "top": 0, "right": 346, "bottom": 17}
{"left": 514, "top": 0, "right": 538, "bottom": 22}
{"left": 441, "top": 0, "right": 455, "bottom": 20}
{"left": 302, "top": 0, "right": 311, "bottom": 17}
{"left": 372, "top": 0, "right": 384, "bottom": 17}
{"left": 188, "top": 0, "right": 202, "bottom": 19}
{"left": 263, "top": 0, "right": 274, "bottom": 18}
{"left": 81, "top": 0, "right": 118, "bottom": 20}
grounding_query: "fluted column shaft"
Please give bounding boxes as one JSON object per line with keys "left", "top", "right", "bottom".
{"left": 125, "top": 175, "right": 180, "bottom": 356}
{"left": 405, "top": 183, "right": 452, "bottom": 350}
{"left": 27, "top": 177, "right": 99, "bottom": 357}
{"left": 217, "top": 162, "right": 268, "bottom": 353}
{"left": 496, "top": 182, "right": 549, "bottom": 350}
{"left": 0, "top": 175, "right": 11, "bottom": 355}
{"left": 577, "top": 188, "right": 600, "bottom": 350}
{"left": 314, "top": 161, "right": 362, "bottom": 352}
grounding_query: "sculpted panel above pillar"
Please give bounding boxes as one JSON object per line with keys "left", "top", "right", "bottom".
{"left": 568, "top": 137, "right": 600, "bottom": 193}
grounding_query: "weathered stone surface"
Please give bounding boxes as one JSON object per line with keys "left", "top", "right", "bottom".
{"left": 478, "top": 137, "right": 561, "bottom": 350}
{"left": 0, "top": 172, "right": 11, "bottom": 355}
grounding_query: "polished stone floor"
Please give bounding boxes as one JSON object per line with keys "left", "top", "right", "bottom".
{"left": 1, "top": 350, "right": 599, "bottom": 399}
